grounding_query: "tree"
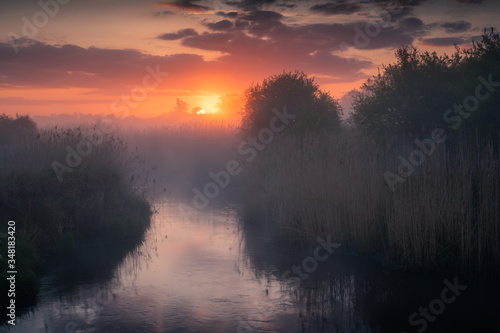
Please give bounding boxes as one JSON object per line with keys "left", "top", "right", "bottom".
{"left": 460, "top": 29, "right": 500, "bottom": 138}
{"left": 0, "top": 113, "right": 38, "bottom": 145}
{"left": 241, "top": 71, "right": 342, "bottom": 135}
{"left": 172, "top": 98, "right": 188, "bottom": 113}
{"left": 350, "top": 29, "right": 500, "bottom": 142}
{"left": 351, "top": 47, "right": 461, "bottom": 140}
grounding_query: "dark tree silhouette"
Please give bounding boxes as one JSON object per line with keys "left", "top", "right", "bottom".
{"left": 0, "top": 113, "right": 38, "bottom": 145}
{"left": 241, "top": 71, "right": 342, "bottom": 135}
{"left": 351, "top": 29, "right": 500, "bottom": 143}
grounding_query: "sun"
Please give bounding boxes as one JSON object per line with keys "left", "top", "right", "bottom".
{"left": 197, "top": 109, "right": 205, "bottom": 115}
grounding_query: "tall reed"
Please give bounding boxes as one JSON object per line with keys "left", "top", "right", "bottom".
{"left": 240, "top": 129, "right": 500, "bottom": 275}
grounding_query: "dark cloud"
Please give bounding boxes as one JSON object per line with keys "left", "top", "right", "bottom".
{"left": 153, "top": 10, "right": 175, "bottom": 16}
{"left": 276, "top": 2, "right": 296, "bottom": 8}
{"left": 398, "top": 17, "right": 424, "bottom": 30}
{"left": 4, "top": 0, "right": 431, "bottom": 94}
{"left": 182, "top": 32, "right": 234, "bottom": 50}
{"left": 458, "top": 0, "right": 482, "bottom": 3}
{"left": 235, "top": 20, "right": 250, "bottom": 29}
{"left": 216, "top": 11, "right": 240, "bottom": 18}
{"left": 397, "top": 16, "right": 428, "bottom": 37}
{"left": 0, "top": 41, "right": 241, "bottom": 92}
{"left": 393, "top": 0, "right": 428, "bottom": 5}
{"left": 240, "top": 10, "right": 283, "bottom": 21}
{"left": 206, "top": 20, "right": 234, "bottom": 31}
{"left": 182, "top": 30, "right": 372, "bottom": 81}
{"left": 441, "top": 20, "right": 471, "bottom": 33}
{"left": 181, "top": 19, "right": 415, "bottom": 56}
{"left": 154, "top": 1, "right": 210, "bottom": 12}
{"left": 310, "top": 2, "right": 363, "bottom": 15}
{"left": 0, "top": 97, "right": 109, "bottom": 105}
{"left": 237, "top": 10, "right": 284, "bottom": 36}
{"left": 0, "top": 41, "right": 165, "bottom": 89}
{"left": 224, "top": 0, "right": 281, "bottom": 11}
{"left": 158, "top": 28, "right": 198, "bottom": 40}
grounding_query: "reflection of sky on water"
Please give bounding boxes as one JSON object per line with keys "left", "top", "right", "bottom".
{"left": 3, "top": 201, "right": 306, "bottom": 332}
{"left": 3, "top": 199, "right": 499, "bottom": 333}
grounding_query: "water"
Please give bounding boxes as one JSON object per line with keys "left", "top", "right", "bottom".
{"left": 3, "top": 199, "right": 500, "bottom": 332}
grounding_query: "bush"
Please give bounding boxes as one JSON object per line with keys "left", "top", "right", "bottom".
{"left": 241, "top": 71, "right": 342, "bottom": 136}
{"left": 350, "top": 29, "right": 500, "bottom": 143}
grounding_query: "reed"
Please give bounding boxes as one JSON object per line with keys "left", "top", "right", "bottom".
{"left": 0, "top": 116, "right": 153, "bottom": 308}
{"left": 240, "top": 128, "right": 500, "bottom": 275}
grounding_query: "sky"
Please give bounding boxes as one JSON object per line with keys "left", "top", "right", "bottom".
{"left": 0, "top": 0, "right": 499, "bottom": 119}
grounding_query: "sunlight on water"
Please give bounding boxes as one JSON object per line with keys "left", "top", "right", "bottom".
{"left": 2, "top": 200, "right": 303, "bottom": 333}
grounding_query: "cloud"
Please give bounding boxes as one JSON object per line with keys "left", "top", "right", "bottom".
{"left": 240, "top": 10, "right": 283, "bottom": 21}
{"left": 158, "top": 28, "right": 199, "bottom": 40}
{"left": 206, "top": 20, "right": 234, "bottom": 31}
{"left": 224, "top": 0, "right": 282, "bottom": 11}
{"left": 394, "top": 0, "right": 429, "bottom": 5}
{"left": 216, "top": 11, "right": 240, "bottom": 18}
{"left": 0, "top": 97, "right": 109, "bottom": 105}
{"left": 276, "top": 2, "right": 296, "bottom": 8}
{"left": 310, "top": 2, "right": 363, "bottom": 15}
{"left": 6, "top": 1, "right": 428, "bottom": 96}
{"left": 236, "top": 10, "right": 284, "bottom": 36}
{"left": 441, "top": 20, "right": 471, "bottom": 33}
{"left": 181, "top": 9, "right": 417, "bottom": 55}
{"left": 153, "top": 10, "right": 175, "bottom": 17}
{"left": 458, "top": 0, "right": 482, "bottom": 3}
{"left": 0, "top": 41, "right": 205, "bottom": 90}
{"left": 420, "top": 37, "right": 466, "bottom": 46}
{"left": 154, "top": 1, "right": 210, "bottom": 12}
{"left": 398, "top": 17, "right": 425, "bottom": 30}
{"left": 419, "top": 35, "right": 482, "bottom": 46}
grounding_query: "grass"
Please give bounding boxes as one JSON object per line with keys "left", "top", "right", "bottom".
{"left": 0, "top": 115, "right": 153, "bottom": 310}
{"left": 239, "top": 128, "right": 500, "bottom": 277}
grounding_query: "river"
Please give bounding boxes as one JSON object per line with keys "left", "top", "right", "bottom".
{"left": 2, "top": 198, "right": 499, "bottom": 332}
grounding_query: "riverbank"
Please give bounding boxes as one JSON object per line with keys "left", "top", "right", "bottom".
{"left": 0, "top": 115, "right": 153, "bottom": 312}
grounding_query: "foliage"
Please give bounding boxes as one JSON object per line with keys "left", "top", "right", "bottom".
{"left": 351, "top": 29, "right": 500, "bottom": 142}
{"left": 241, "top": 71, "right": 342, "bottom": 135}
{"left": 0, "top": 115, "right": 153, "bottom": 309}
{"left": 0, "top": 113, "right": 38, "bottom": 145}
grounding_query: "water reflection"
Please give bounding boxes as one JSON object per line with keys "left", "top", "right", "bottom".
{"left": 241, "top": 218, "right": 500, "bottom": 332}
{"left": 2, "top": 200, "right": 499, "bottom": 333}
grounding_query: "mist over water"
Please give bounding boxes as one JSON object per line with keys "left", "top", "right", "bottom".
{"left": 2, "top": 121, "right": 499, "bottom": 333}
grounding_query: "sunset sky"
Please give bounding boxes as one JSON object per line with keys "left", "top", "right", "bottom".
{"left": 1, "top": 0, "right": 499, "bottom": 118}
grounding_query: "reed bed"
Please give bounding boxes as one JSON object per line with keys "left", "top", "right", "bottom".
{"left": 0, "top": 119, "right": 153, "bottom": 250}
{"left": 240, "top": 129, "right": 500, "bottom": 275}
